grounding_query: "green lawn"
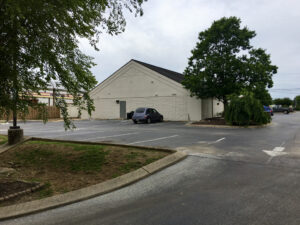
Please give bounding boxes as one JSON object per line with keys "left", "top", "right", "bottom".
{"left": 0, "top": 135, "right": 7, "bottom": 145}
{"left": 0, "top": 140, "right": 169, "bottom": 206}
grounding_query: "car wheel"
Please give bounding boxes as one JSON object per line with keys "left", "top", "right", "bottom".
{"left": 146, "top": 118, "right": 151, "bottom": 124}
{"left": 159, "top": 116, "right": 163, "bottom": 122}
{"left": 284, "top": 110, "right": 288, "bottom": 114}
{"left": 133, "top": 120, "right": 137, "bottom": 124}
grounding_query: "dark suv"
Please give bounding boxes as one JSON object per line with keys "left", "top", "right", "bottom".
{"left": 272, "top": 105, "right": 289, "bottom": 114}
{"left": 132, "top": 107, "right": 163, "bottom": 124}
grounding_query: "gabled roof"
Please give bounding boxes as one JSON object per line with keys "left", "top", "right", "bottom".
{"left": 132, "top": 59, "right": 184, "bottom": 84}
{"left": 91, "top": 59, "right": 185, "bottom": 94}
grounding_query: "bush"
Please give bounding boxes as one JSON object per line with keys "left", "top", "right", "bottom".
{"left": 225, "top": 93, "right": 271, "bottom": 126}
{"left": 294, "top": 96, "right": 300, "bottom": 110}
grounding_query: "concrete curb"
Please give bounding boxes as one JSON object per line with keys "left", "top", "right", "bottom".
{"left": 0, "top": 138, "right": 187, "bottom": 221}
{"left": 30, "top": 137, "right": 177, "bottom": 153}
{"left": 186, "top": 122, "right": 272, "bottom": 129}
{"left": 0, "top": 136, "right": 32, "bottom": 154}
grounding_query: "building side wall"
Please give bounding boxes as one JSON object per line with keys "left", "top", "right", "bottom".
{"left": 82, "top": 61, "right": 205, "bottom": 121}
{"left": 82, "top": 96, "right": 192, "bottom": 121}
{"left": 201, "top": 98, "right": 224, "bottom": 118}
{"left": 213, "top": 99, "right": 224, "bottom": 116}
{"left": 187, "top": 96, "right": 202, "bottom": 121}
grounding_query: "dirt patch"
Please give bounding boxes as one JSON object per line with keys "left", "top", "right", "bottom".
{"left": 192, "top": 117, "right": 227, "bottom": 125}
{"left": 0, "top": 141, "right": 169, "bottom": 207}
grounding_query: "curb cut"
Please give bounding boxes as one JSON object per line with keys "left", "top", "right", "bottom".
{"left": 0, "top": 139, "right": 187, "bottom": 221}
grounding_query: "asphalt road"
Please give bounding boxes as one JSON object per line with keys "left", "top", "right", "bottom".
{"left": 1, "top": 112, "right": 300, "bottom": 225}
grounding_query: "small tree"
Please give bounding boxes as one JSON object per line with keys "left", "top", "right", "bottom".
{"left": 273, "top": 98, "right": 293, "bottom": 107}
{"left": 0, "top": 0, "right": 145, "bottom": 129}
{"left": 225, "top": 92, "right": 271, "bottom": 126}
{"left": 294, "top": 96, "right": 300, "bottom": 110}
{"left": 182, "top": 17, "right": 277, "bottom": 110}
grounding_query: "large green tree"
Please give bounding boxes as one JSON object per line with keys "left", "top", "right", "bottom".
{"left": 182, "top": 17, "right": 277, "bottom": 109}
{"left": 0, "top": 0, "right": 145, "bottom": 129}
{"left": 252, "top": 85, "right": 273, "bottom": 106}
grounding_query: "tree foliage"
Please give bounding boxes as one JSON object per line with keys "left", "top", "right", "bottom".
{"left": 294, "top": 96, "right": 300, "bottom": 110}
{"left": 273, "top": 98, "right": 293, "bottom": 107}
{"left": 0, "top": 0, "right": 145, "bottom": 129}
{"left": 182, "top": 17, "right": 277, "bottom": 108}
{"left": 225, "top": 92, "right": 271, "bottom": 126}
{"left": 252, "top": 85, "right": 272, "bottom": 106}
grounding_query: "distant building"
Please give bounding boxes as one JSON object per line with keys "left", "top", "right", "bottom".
{"left": 82, "top": 59, "right": 223, "bottom": 121}
{"left": 32, "top": 87, "right": 76, "bottom": 106}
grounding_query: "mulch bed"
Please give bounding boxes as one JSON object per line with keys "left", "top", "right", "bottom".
{"left": 192, "top": 117, "right": 227, "bottom": 125}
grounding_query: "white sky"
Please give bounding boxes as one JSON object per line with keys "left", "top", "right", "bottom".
{"left": 79, "top": 0, "right": 300, "bottom": 99}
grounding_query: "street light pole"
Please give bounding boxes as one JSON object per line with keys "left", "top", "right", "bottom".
{"left": 10, "top": 89, "right": 19, "bottom": 129}
{"left": 8, "top": 87, "right": 23, "bottom": 145}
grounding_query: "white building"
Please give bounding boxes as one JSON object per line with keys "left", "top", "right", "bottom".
{"left": 82, "top": 59, "right": 223, "bottom": 121}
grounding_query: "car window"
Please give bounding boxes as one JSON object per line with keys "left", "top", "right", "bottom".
{"left": 146, "top": 109, "right": 151, "bottom": 114}
{"left": 135, "top": 108, "right": 145, "bottom": 113}
{"left": 153, "top": 109, "right": 157, "bottom": 113}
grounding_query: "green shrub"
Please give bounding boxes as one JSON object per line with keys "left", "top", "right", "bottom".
{"left": 225, "top": 93, "right": 271, "bottom": 126}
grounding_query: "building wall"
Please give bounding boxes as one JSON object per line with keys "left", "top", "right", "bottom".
{"left": 202, "top": 98, "right": 224, "bottom": 118}
{"left": 82, "top": 61, "right": 203, "bottom": 121}
{"left": 213, "top": 99, "right": 224, "bottom": 116}
{"left": 60, "top": 105, "right": 80, "bottom": 118}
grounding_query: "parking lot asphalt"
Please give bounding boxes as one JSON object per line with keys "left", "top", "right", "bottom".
{"left": 1, "top": 113, "right": 300, "bottom": 225}
{"left": 1, "top": 112, "right": 299, "bottom": 166}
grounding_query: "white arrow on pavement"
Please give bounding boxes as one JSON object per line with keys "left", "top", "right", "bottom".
{"left": 263, "top": 146, "right": 287, "bottom": 157}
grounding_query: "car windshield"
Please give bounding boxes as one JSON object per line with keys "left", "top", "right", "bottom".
{"left": 135, "top": 108, "right": 146, "bottom": 113}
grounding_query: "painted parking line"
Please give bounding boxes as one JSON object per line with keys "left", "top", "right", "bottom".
{"left": 197, "top": 137, "right": 226, "bottom": 145}
{"left": 127, "top": 135, "right": 179, "bottom": 145}
{"left": 81, "top": 132, "right": 139, "bottom": 141}
{"left": 25, "top": 129, "right": 67, "bottom": 134}
{"left": 213, "top": 137, "right": 226, "bottom": 143}
{"left": 21, "top": 125, "right": 109, "bottom": 135}
{"left": 46, "top": 130, "right": 107, "bottom": 138}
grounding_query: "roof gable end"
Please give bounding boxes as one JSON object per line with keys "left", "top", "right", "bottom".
{"left": 132, "top": 60, "right": 184, "bottom": 84}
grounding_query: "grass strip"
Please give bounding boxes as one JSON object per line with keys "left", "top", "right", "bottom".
{"left": 0, "top": 135, "right": 7, "bottom": 145}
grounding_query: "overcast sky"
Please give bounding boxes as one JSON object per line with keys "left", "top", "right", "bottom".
{"left": 79, "top": 0, "right": 300, "bottom": 99}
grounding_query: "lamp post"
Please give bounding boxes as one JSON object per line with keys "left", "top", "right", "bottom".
{"left": 8, "top": 89, "right": 23, "bottom": 145}
{"left": 11, "top": 89, "right": 19, "bottom": 129}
